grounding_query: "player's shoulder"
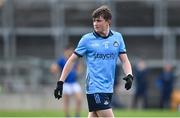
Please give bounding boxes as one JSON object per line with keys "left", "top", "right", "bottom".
{"left": 111, "top": 30, "right": 123, "bottom": 37}
{"left": 111, "top": 30, "right": 124, "bottom": 42}
{"left": 82, "top": 32, "right": 94, "bottom": 39}
{"left": 79, "top": 32, "right": 95, "bottom": 43}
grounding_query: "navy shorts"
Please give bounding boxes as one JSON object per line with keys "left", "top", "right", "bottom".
{"left": 86, "top": 93, "right": 112, "bottom": 112}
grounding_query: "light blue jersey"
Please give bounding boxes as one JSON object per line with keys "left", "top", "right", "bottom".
{"left": 74, "top": 30, "right": 126, "bottom": 94}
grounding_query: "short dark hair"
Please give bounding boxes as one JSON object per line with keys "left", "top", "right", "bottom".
{"left": 92, "top": 5, "right": 112, "bottom": 21}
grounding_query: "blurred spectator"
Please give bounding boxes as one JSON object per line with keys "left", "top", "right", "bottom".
{"left": 133, "top": 58, "right": 149, "bottom": 109}
{"left": 0, "top": 0, "right": 4, "bottom": 7}
{"left": 50, "top": 45, "right": 82, "bottom": 117}
{"left": 171, "top": 90, "right": 180, "bottom": 111}
{"left": 156, "top": 64, "right": 175, "bottom": 109}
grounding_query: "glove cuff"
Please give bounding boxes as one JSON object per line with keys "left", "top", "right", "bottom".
{"left": 57, "top": 81, "right": 64, "bottom": 86}
{"left": 127, "top": 74, "right": 133, "bottom": 81}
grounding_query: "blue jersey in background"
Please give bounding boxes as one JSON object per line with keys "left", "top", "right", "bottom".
{"left": 57, "top": 56, "right": 77, "bottom": 83}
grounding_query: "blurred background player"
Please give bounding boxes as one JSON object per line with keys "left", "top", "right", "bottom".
{"left": 133, "top": 58, "right": 149, "bottom": 109}
{"left": 156, "top": 63, "right": 175, "bottom": 109}
{"left": 50, "top": 45, "right": 82, "bottom": 117}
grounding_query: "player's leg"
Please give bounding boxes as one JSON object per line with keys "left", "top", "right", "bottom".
{"left": 88, "top": 111, "right": 98, "bottom": 117}
{"left": 143, "top": 92, "right": 148, "bottom": 108}
{"left": 63, "top": 83, "right": 71, "bottom": 117}
{"left": 63, "top": 94, "right": 70, "bottom": 117}
{"left": 74, "top": 92, "right": 81, "bottom": 116}
{"left": 73, "top": 83, "right": 82, "bottom": 117}
{"left": 132, "top": 93, "right": 138, "bottom": 108}
{"left": 96, "top": 108, "right": 114, "bottom": 117}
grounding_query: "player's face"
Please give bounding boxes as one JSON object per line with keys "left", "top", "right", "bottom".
{"left": 93, "top": 16, "right": 110, "bottom": 35}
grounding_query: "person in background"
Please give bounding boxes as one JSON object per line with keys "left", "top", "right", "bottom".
{"left": 133, "top": 58, "right": 149, "bottom": 109}
{"left": 50, "top": 45, "right": 82, "bottom": 117}
{"left": 156, "top": 63, "right": 175, "bottom": 109}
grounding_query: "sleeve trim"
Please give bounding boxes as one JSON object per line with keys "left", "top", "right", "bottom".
{"left": 74, "top": 51, "right": 83, "bottom": 57}
{"left": 119, "top": 51, "right": 126, "bottom": 55}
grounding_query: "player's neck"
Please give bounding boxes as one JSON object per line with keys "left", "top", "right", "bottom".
{"left": 99, "top": 26, "right": 110, "bottom": 37}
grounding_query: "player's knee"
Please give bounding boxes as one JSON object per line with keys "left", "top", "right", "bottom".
{"left": 76, "top": 97, "right": 82, "bottom": 105}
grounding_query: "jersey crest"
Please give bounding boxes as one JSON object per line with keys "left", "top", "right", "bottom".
{"left": 113, "top": 41, "right": 119, "bottom": 47}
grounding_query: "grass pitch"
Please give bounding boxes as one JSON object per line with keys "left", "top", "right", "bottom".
{"left": 0, "top": 109, "right": 179, "bottom": 117}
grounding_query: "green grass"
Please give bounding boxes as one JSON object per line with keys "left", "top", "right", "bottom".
{"left": 0, "top": 109, "right": 179, "bottom": 117}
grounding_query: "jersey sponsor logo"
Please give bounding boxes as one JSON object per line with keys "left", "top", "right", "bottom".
{"left": 93, "top": 53, "right": 116, "bottom": 60}
{"left": 113, "top": 41, "right": 119, "bottom": 47}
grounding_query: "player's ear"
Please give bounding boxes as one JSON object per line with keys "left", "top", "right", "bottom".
{"left": 108, "top": 19, "right": 112, "bottom": 26}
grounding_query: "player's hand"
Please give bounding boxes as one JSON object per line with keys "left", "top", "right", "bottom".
{"left": 54, "top": 81, "right": 64, "bottom": 99}
{"left": 123, "top": 74, "right": 133, "bottom": 90}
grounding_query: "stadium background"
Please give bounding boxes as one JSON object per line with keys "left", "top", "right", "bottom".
{"left": 0, "top": 0, "right": 180, "bottom": 117}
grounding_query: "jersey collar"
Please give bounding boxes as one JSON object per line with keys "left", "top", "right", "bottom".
{"left": 93, "top": 30, "right": 113, "bottom": 39}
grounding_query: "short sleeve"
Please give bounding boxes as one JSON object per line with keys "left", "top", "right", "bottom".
{"left": 119, "top": 34, "right": 126, "bottom": 54}
{"left": 74, "top": 36, "right": 87, "bottom": 57}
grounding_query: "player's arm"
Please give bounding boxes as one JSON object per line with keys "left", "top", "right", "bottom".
{"left": 119, "top": 53, "right": 133, "bottom": 90}
{"left": 59, "top": 53, "right": 79, "bottom": 82}
{"left": 119, "top": 53, "right": 132, "bottom": 76}
{"left": 76, "top": 59, "right": 84, "bottom": 75}
{"left": 54, "top": 53, "right": 79, "bottom": 99}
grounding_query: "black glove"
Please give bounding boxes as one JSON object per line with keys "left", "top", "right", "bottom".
{"left": 54, "top": 81, "right": 64, "bottom": 99}
{"left": 123, "top": 74, "right": 133, "bottom": 90}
